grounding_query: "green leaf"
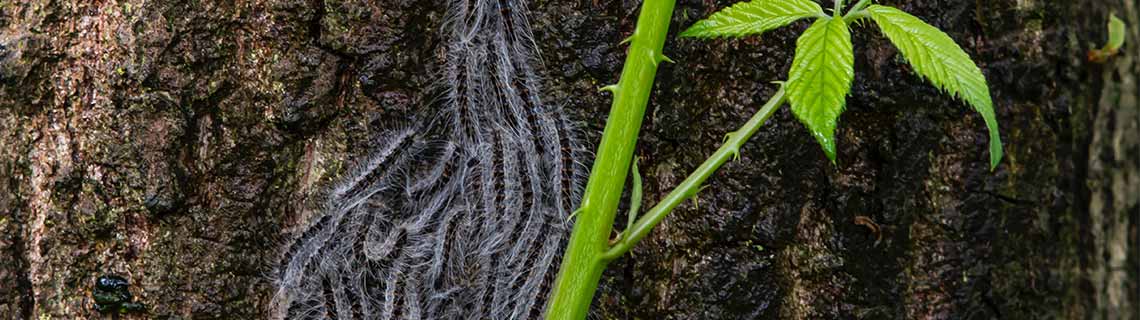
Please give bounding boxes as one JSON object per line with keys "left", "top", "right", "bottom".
{"left": 867, "top": 5, "right": 1003, "bottom": 169}
{"left": 785, "top": 17, "right": 854, "bottom": 163}
{"left": 1108, "top": 14, "right": 1126, "bottom": 51}
{"left": 680, "top": 0, "right": 824, "bottom": 39}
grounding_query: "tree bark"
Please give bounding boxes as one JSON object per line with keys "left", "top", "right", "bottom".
{"left": 0, "top": 0, "right": 1135, "bottom": 319}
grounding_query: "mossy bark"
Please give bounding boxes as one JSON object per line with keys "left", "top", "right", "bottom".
{"left": 0, "top": 0, "right": 1135, "bottom": 319}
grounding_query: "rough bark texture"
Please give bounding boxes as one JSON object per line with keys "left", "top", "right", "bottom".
{"left": 0, "top": 0, "right": 1136, "bottom": 319}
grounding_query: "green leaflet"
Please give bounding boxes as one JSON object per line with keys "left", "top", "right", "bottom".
{"left": 786, "top": 17, "right": 854, "bottom": 163}
{"left": 680, "top": 0, "right": 823, "bottom": 39}
{"left": 681, "top": 1, "right": 1004, "bottom": 168}
{"left": 1108, "top": 14, "right": 1126, "bottom": 51}
{"left": 866, "top": 5, "right": 1003, "bottom": 169}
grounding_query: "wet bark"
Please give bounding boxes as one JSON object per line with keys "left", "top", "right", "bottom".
{"left": 0, "top": 0, "right": 1136, "bottom": 319}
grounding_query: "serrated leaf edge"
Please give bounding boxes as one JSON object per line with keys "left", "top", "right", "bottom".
{"left": 867, "top": 5, "right": 1003, "bottom": 169}
{"left": 785, "top": 17, "right": 855, "bottom": 163}
{"left": 680, "top": 0, "right": 824, "bottom": 39}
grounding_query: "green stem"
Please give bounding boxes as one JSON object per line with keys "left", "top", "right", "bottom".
{"left": 834, "top": 0, "right": 845, "bottom": 16}
{"left": 544, "top": 0, "right": 676, "bottom": 318}
{"left": 604, "top": 85, "right": 786, "bottom": 260}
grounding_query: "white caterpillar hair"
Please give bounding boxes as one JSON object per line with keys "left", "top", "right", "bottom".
{"left": 270, "top": 0, "right": 587, "bottom": 318}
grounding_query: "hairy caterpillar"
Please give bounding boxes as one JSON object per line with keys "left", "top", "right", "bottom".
{"left": 270, "top": 0, "right": 585, "bottom": 319}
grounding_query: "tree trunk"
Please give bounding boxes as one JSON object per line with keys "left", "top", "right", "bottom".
{"left": 0, "top": 0, "right": 1135, "bottom": 319}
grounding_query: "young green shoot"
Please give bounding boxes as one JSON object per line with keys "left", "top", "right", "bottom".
{"left": 548, "top": 1, "right": 1004, "bottom": 318}
{"left": 1089, "top": 14, "right": 1127, "bottom": 63}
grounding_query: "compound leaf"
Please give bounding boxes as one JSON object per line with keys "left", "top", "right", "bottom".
{"left": 786, "top": 17, "right": 854, "bottom": 163}
{"left": 867, "top": 5, "right": 1003, "bottom": 169}
{"left": 680, "top": 0, "right": 824, "bottom": 39}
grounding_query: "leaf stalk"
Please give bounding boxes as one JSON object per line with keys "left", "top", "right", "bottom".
{"left": 605, "top": 85, "right": 787, "bottom": 260}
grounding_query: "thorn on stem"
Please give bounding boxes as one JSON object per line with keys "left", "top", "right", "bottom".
{"left": 689, "top": 185, "right": 710, "bottom": 210}
{"left": 646, "top": 50, "right": 660, "bottom": 65}
{"left": 620, "top": 35, "right": 634, "bottom": 45}
{"left": 721, "top": 133, "right": 743, "bottom": 161}
{"left": 566, "top": 208, "right": 583, "bottom": 223}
